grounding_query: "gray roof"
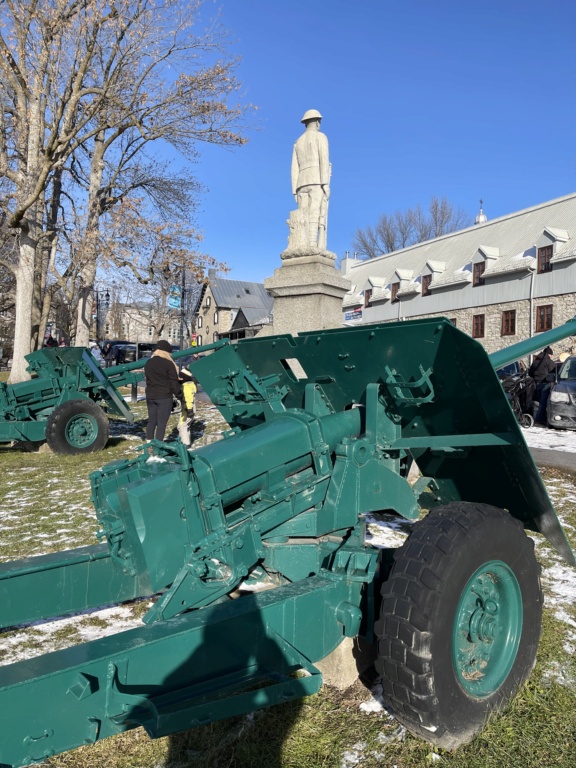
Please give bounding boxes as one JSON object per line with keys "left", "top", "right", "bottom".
{"left": 209, "top": 277, "right": 273, "bottom": 315}
{"left": 343, "top": 192, "right": 576, "bottom": 303}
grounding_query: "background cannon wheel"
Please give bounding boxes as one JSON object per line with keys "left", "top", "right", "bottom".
{"left": 520, "top": 412, "right": 535, "bottom": 429}
{"left": 45, "top": 399, "right": 109, "bottom": 454}
{"left": 375, "top": 502, "right": 542, "bottom": 749}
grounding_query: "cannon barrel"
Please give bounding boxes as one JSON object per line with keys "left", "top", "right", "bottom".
{"left": 488, "top": 316, "right": 576, "bottom": 370}
{"left": 102, "top": 338, "right": 230, "bottom": 378}
{"left": 194, "top": 406, "right": 363, "bottom": 510}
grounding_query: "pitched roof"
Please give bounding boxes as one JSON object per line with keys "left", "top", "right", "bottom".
{"left": 343, "top": 192, "right": 576, "bottom": 294}
{"left": 209, "top": 277, "right": 273, "bottom": 315}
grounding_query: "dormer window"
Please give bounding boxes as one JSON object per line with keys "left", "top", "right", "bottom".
{"left": 421, "top": 274, "right": 432, "bottom": 297}
{"left": 473, "top": 262, "right": 485, "bottom": 287}
{"left": 364, "top": 289, "right": 372, "bottom": 307}
{"left": 391, "top": 282, "right": 399, "bottom": 303}
{"left": 537, "top": 245, "right": 553, "bottom": 273}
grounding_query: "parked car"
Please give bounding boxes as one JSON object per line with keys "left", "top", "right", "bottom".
{"left": 547, "top": 356, "right": 576, "bottom": 429}
{"left": 114, "top": 343, "right": 156, "bottom": 363}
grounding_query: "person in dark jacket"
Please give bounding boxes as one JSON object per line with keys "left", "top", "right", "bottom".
{"left": 102, "top": 342, "right": 115, "bottom": 368}
{"left": 144, "top": 340, "right": 182, "bottom": 441}
{"left": 529, "top": 346, "right": 558, "bottom": 425}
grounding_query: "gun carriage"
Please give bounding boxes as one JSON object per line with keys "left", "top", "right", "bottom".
{"left": 1, "top": 317, "right": 575, "bottom": 766}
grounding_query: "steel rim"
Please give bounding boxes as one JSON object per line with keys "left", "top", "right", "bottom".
{"left": 452, "top": 560, "right": 522, "bottom": 698}
{"left": 64, "top": 413, "right": 99, "bottom": 448}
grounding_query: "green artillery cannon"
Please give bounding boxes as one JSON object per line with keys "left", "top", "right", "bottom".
{"left": 0, "top": 345, "right": 201, "bottom": 454}
{"left": 1, "top": 317, "right": 575, "bottom": 766}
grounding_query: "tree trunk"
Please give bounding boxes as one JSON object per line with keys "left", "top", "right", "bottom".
{"left": 75, "top": 132, "right": 105, "bottom": 347}
{"left": 9, "top": 231, "right": 36, "bottom": 383}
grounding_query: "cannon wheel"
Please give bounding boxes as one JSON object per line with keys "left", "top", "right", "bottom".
{"left": 45, "top": 399, "right": 110, "bottom": 454}
{"left": 375, "top": 502, "right": 542, "bottom": 749}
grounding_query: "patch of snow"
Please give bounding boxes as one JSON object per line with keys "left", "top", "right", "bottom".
{"left": 542, "top": 563, "right": 576, "bottom": 621}
{"left": 542, "top": 661, "right": 576, "bottom": 689}
{"left": 524, "top": 424, "right": 576, "bottom": 453}
{"left": 360, "top": 697, "right": 383, "bottom": 713}
{"left": 0, "top": 604, "right": 145, "bottom": 665}
{"left": 375, "top": 725, "right": 406, "bottom": 745}
{"left": 563, "top": 630, "right": 576, "bottom": 655}
{"left": 365, "top": 513, "right": 413, "bottom": 549}
{"left": 340, "top": 742, "right": 366, "bottom": 768}
{"left": 359, "top": 681, "right": 393, "bottom": 715}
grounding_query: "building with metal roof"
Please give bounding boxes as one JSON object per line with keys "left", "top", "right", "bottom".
{"left": 195, "top": 272, "right": 273, "bottom": 344}
{"left": 341, "top": 193, "right": 576, "bottom": 354}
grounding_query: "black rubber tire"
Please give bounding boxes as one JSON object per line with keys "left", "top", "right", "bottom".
{"left": 45, "top": 399, "right": 109, "bottom": 454}
{"left": 374, "top": 502, "right": 542, "bottom": 749}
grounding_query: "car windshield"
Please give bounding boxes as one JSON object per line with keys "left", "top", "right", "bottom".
{"left": 558, "top": 357, "right": 576, "bottom": 380}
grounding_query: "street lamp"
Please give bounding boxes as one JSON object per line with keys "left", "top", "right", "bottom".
{"left": 94, "top": 289, "right": 110, "bottom": 343}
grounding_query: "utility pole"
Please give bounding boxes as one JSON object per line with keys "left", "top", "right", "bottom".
{"left": 179, "top": 267, "right": 186, "bottom": 370}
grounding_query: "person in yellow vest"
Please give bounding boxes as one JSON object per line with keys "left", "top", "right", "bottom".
{"left": 178, "top": 368, "right": 197, "bottom": 446}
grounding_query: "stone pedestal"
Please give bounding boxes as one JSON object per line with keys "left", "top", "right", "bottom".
{"left": 315, "top": 636, "right": 377, "bottom": 690}
{"left": 263, "top": 249, "right": 350, "bottom": 335}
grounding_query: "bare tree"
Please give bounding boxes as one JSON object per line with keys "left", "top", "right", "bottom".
{"left": 353, "top": 196, "right": 473, "bottom": 259}
{"left": 94, "top": 201, "right": 225, "bottom": 343}
{"left": 0, "top": 0, "right": 248, "bottom": 381}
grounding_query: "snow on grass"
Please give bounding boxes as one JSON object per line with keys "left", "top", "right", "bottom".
{"left": 365, "top": 512, "right": 413, "bottom": 549}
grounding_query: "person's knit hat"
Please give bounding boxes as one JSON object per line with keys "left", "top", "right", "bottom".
{"left": 156, "top": 340, "right": 172, "bottom": 352}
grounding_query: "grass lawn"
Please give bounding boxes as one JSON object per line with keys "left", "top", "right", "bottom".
{"left": 0, "top": 385, "right": 575, "bottom": 767}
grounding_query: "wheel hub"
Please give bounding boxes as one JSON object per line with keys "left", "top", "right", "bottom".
{"left": 65, "top": 414, "right": 98, "bottom": 448}
{"left": 453, "top": 561, "right": 523, "bottom": 698}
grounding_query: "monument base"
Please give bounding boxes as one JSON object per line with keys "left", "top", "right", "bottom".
{"left": 264, "top": 250, "right": 350, "bottom": 335}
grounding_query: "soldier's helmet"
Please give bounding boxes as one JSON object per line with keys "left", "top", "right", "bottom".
{"left": 301, "top": 109, "right": 323, "bottom": 123}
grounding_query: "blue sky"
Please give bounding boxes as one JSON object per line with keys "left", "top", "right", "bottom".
{"left": 190, "top": 0, "right": 576, "bottom": 282}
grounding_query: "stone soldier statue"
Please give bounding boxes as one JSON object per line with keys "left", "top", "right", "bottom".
{"left": 290, "top": 109, "right": 331, "bottom": 250}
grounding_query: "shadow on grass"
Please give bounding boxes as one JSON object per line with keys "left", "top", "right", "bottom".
{"left": 148, "top": 595, "right": 305, "bottom": 768}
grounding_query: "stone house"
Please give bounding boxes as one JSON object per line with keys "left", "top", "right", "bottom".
{"left": 341, "top": 193, "right": 576, "bottom": 355}
{"left": 194, "top": 273, "right": 273, "bottom": 346}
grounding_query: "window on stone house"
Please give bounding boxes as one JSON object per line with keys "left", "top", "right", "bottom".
{"left": 421, "top": 274, "right": 432, "bottom": 297}
{"left": 364, "top": 289, "right": 372, "bottom": 307}
{"left": 472, "top": 314, "right": 485, "bottom": 338}
{"left": 449, "top": 318, "right": 457, "bottom": 327}
{"left": 536, "top": 304, "right": 553, "bottom": 332}
{"left": 391, "top": 282, "right": 399, "bottom": 303}
{"left": 214, "top": 311, "right": 219, "bottom": 325}
{"left": 473, "top": 262, "right": 486, "bottom": 287}
{"left": 213, "top": 332, "right": 219, "bottom": 342}
{"left": 501, "top": 310, "right": 516, "bottom": 336}
{"left": 537, "top": 245, "right": 553, "bottom": 274}
{"left": 205, "top": 295, "right": 211, "bottom": 308}
{"left": 197, "top": 316, "right": 202, "bottom": 328}
{"left": 196, "top": 334, "right": 202, "bottom": 346}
